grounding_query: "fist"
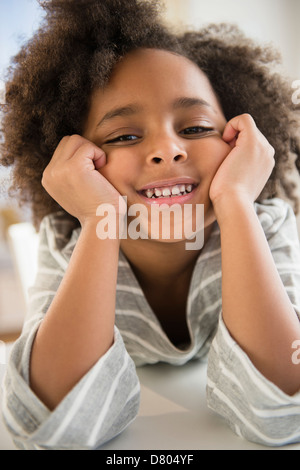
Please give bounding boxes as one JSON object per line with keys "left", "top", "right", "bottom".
{"left": 209, "top": 114, "right": 275, "bottom": 207}
{"left": 42, "top": 135, "right": 123, "bottom": 225}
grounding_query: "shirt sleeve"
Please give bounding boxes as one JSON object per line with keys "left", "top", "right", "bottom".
{"left": 1, "top": 215, "right": 140, "bottom": 450}
{"left": 206, "top": 199, "right": 300, "bottom": 447}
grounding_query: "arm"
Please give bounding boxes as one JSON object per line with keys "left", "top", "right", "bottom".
{"left": 210, "top": 114, "right": 300, "bottom": 396}
{"left": 30, "top": 135, "right": 126, "bottom": 409}
{"left": 2, "top": 214, "right": 139, "bottom": 450}
{"left": 30, "top": 223, "right": 120, "bottom": 409}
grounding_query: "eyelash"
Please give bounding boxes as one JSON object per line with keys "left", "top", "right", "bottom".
{"left": 105, "top": 127, "right": 214, "bottom": 145}
{"left": 106, "top": 135, "right": 139, "bottom": 144}
{"left": 181, "top": 126, "right": 214, "bottom": 136}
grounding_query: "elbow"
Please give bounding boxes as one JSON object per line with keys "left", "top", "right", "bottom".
{"left": 207, "top": 382, "right": 300, "bottom": 448}
{"left": 2, "top": 375, "right": 140, "bottom": 450}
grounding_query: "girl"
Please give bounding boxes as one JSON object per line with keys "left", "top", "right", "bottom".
{"left": 1, "top": 0, "right": 300, "bottom": 450}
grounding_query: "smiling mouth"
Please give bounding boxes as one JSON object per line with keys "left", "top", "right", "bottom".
{"left": 139, "top": 183, "right": 198, "bottom": 200}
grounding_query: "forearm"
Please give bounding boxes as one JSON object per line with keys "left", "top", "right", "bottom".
{"left": 214, "top": 196, "right": 300, "bottom": 395}
{"left": 30, "top": 219, "right": 120, "bottom": 409}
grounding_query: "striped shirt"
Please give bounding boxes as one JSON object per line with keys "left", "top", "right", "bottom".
{"left": 2, "top": 198, "right": 300, "bottom": 449}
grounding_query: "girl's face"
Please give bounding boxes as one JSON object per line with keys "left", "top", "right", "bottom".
{"left": 83, "top": 48, "right": 231, "bottom": 233}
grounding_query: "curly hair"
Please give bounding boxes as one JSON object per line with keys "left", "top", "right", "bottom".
{"left": 1, "top": 0, "right": 300, "bottom": 229}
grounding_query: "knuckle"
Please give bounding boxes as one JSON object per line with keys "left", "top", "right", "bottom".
{"left": 266, "top": 147, "right": 275, "bottom": 169}
{"left": 42, "top": 164, "right": 60, "bottom": 184}
{"left": 56, "top": 135, "right": 71, "bottom": 150}
{"left": 265, "top": 142, "right": 275, "bottom": 159}
{"left": 269, "top": 145, "right": 275, "bottom": 158}
{"left": 241, "top": 113, "right": 255, "bottom": 124}
{"left": 241, "top": 113, "right": 252, "bottom": 119}
{"left": 79, "top": 141, "right": 93, "bottom": 152}
{"left": 66, "top": 134, "right": 80, "bottom": 148}
{"left": 41, "top": 169, "right": 49, "bottom": 188}
{"left": 270, "top": 155, "right": 276, "bottom": 169}
{"left": 70, "top": 134, "right": 87, "bottom": 146}
{"left": 69, "top": 134, "right": 81, "bottom": 142}
{"left": 62, "top": 134, "right": 84, "bottom": 151}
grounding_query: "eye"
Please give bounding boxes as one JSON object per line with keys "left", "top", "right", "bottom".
{"left": 181, "top": 126, "right": 214, "bottom": 137}
{"left": 105, "top": 134, "right": 140, "bottom": 144}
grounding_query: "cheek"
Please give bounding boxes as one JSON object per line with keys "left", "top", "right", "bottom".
{"left": 98, "top": 151, "right": 137, "bottom": 192}
{"left": 194, "top": 137, "right": 231, "bottom": 177}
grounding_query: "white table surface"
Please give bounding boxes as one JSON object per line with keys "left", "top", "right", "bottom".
{"left": 1, "top": 345, "right": 300, "bottom": 451}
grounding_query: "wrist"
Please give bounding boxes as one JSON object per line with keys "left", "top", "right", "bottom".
{"left": 212, "top": 193, "right": 255, "bottom": 226}
{"left": 79, "top": 212, "right": 125, "bottom": 245}
{"left": 77, "top": 196, "right": 127, "bottom": 228}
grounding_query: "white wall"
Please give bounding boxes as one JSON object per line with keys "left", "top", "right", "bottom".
{"left": 163, "top": 0, "right": 300, "bottom": 80}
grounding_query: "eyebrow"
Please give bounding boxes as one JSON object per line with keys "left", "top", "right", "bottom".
{"left": 97, "top": 96, "right": 215, "bottom": 128}
{"left": 172, "top": 96, "right": 215, "bottom": 112}
{"left": 97, "top": 104, "right": 142, "bottom": 128}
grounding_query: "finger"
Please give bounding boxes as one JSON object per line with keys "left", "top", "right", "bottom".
{"left": 51, "top": 135, "right": 106, "bottom": 171}
{"left": 51, "top": 135, "right": 95, "bottom": 163}
{"left": 93, "top": 149, "right": 107, "bottom": 171}
{"left": 72, "top": 141, "right": 107, "bottom": 171}
{"left": 222, "top": 122, "right": 239, "bottom": 145}
{"left": 222, "top": 127, "right": 238, "bottom": 149}
{"left": 222, "top": 114, "right": 257, "bottom": 144}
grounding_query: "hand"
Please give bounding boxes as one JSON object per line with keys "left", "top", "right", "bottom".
{"left": 209, "top": 114, "right": 275, "bottom": 212}
{"left": 42, "top": 135, "right": 125, "bottom": 225}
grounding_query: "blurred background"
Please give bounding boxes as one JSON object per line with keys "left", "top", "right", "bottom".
{"left": 0, "top": 0, "right": 299, "bottom": 341}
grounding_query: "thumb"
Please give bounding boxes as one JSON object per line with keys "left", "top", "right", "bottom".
{"left": 222, "top": 121, "right": 238, "bottom": 149}
{"left": 93, "top": 148, "right": 107, "bottom": 171}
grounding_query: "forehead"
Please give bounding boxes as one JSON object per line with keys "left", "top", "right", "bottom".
{"left": 91, "top": 48, "right": 221, "bottom": 112}
{"left": 109, "top": 48, "right": 206, "bottom": 84}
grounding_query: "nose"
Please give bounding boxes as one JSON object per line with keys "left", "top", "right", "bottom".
{"left": 145, "top": 135, "right": 188, "bottom": 165}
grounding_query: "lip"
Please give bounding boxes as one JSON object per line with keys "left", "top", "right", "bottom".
{"left": 138, "top": 176, "right": 198, "bottom": 192}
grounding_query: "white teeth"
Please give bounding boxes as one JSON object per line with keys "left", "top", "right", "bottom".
{"left": 143, "top": 183, "right": 195, "bottom": 198}
{"left": 162, "top": 188, "right": 171, "bottom": 197}
{"left": 171, "top": 186, "right": 181, "bottom": 196}
{"left": 146, "top": 189, "right": 154, "bottom": 198}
